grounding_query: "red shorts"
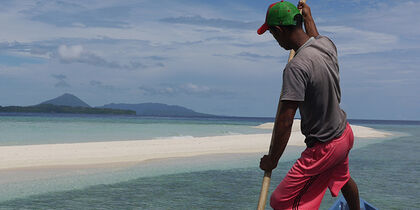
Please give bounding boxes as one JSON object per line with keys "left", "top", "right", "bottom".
{"left": 270, "top": 123, "right": 354, "bottom": 210}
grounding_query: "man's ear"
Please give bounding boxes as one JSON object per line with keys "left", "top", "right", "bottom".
{"left": 274, "top": 25, "right": 284, "bottom": 33}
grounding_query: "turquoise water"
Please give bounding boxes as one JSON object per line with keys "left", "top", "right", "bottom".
{"left": 0, "top": 114, "right": 272, "bottom": 146}
{"left": 0, "top": 115, "right": 419, "bottom": 209}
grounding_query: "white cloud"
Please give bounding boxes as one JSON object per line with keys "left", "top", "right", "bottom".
{"left": 58, "top": 45, "right": 84, "bottom": 60}
{"left": 361, "top": 1, "right": 420, "bottom": 37}
{"left": 138, "top": 83, "right": 234, "bottom": 98}
{"left": 56, "top": 44, "right": 158, "bottom": 70}
{"left": 319, "top": 26, "right": 399, "bottom": 55}
{"left": 182, "top": 83, "right": 211, "bottom": 93}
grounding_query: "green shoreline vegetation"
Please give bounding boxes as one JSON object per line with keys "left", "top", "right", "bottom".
{"left": 0, "top": 104, "right": 136, "bottom": 115}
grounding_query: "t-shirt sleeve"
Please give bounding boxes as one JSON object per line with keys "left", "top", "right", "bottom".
{"left": 280, "top": 65, "right": 308, "bottom": 102}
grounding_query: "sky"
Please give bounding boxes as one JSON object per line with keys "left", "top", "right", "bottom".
{"left": 0, "top": 0, "right": 419, "bottom": 120}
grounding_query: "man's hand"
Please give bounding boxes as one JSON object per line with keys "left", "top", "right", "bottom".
{"left": 297, "top": 2, "right": 312, "bottom": 19}
{"left": 260, "top": 155, "right": 278, "bottom": 172}
{"left": 297, "top": 1, "right": 319, "bottom": 37}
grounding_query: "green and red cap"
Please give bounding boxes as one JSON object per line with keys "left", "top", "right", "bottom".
{"left": 257, "top": 0, "right": 301, "bottom": 35}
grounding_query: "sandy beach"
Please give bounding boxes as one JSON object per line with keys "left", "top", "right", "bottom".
{"left": 0, "top": 120, "right": 392, "bottom": 170}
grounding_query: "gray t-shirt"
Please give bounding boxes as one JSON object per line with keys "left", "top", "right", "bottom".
{"left": 280, "top": 35, "right": 347, "bottom": 147}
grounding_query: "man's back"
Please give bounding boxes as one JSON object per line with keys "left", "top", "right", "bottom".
{"left": 281, "top": 35, "right": 347, "bottom": 147}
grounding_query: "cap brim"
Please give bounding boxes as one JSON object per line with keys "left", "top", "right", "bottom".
{"left": 257, "top": 23, "right": 269, "bottom": 35}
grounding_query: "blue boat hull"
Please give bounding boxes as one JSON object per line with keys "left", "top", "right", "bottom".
{"left": 329, "top": 196, "right": 378, "bottom": 210}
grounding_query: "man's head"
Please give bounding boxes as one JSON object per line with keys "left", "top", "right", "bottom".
{"left": 258, "top": 1, "right": 304, "bottom": 50}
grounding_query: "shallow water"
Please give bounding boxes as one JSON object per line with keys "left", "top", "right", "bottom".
{"left": 0, "top": 123, "right": 418, "bottom": 209}
{"left": 0, "top": 114, "right": 272, "bottom": 146}
{"left": 0, "top": 115, "right": 418, "bottom": 209}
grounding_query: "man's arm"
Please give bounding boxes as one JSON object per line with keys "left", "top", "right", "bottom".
{"left": 298, "top": 2, "right": 319, "bottom": 37}
{"left": 260, "top": 100, "right": 298, "bottom": 172}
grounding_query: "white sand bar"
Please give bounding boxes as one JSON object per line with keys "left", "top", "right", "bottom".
{"left": 0, "top": 121, "right": 392, "bottom": 170}
{"left": 255, "top": 120, "right": 393, "bottom": 138}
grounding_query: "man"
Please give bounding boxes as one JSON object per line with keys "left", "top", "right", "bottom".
{"left": 258, "top": 1, "right": 360, "bottom": 209}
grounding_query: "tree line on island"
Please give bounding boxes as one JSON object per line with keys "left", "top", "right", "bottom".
{"left": 0, "top": 93, "right": 215, "bottom": 117}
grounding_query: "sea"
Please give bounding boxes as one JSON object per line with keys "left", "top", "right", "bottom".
{"left": 0, "top": 113, "right": 419, "bottom": 210}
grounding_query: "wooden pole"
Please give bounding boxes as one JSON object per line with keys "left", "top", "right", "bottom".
{"left": 256, "top": 1, "right": 306, "bottom": 209}
{"left": 257, "top": 171, "right": 272, "bottom": 210}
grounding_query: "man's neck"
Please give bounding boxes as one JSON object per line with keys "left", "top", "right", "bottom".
{"left": 290, "top": 30, "right": 310, "bottom": 52}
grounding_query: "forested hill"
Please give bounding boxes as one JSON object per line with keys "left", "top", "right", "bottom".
{"left": 100, "top": 103, "right": 216, "bottom": 117}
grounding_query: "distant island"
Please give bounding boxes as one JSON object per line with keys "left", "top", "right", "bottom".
{"left": 41, "top": 93, "right": 91, "bottom": 108}
{"left": 0, "top": 93, "right": 216, "bottom": 117}
{"left": 0, "top": 104, "right": 136, "bottom": 115}
{"left": 100, "top": 103, "right": 215, "bottom": 117}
